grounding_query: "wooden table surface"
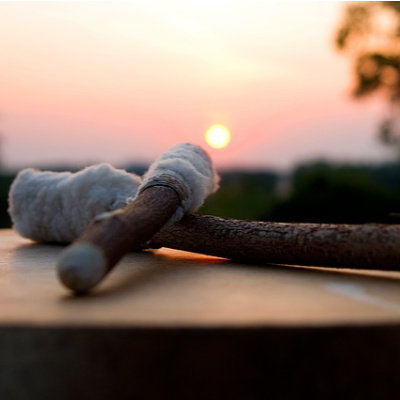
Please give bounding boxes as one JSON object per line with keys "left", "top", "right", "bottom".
{"left": 2, "top": 228, "right": 400, "bottom": 399}
{"left": 1, "top": 229, "right": 400, "bottom": 327}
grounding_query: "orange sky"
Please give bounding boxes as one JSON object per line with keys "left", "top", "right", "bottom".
{"left": 0, "top": 1, "right": 391, "bottom": 171}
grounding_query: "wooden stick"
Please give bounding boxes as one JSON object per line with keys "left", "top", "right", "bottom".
{"left": 57, "top": 186, "right": 180, "bottom": 293}
{"left": 150, "top": 214, "right": 400, "bottom": 270}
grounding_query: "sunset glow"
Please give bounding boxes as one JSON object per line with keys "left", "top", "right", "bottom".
{"left": 0, "top": 2, "right": 390, "bottom": 170}
{"left": 205, "top": 125, "right": 231, "bottom": 149}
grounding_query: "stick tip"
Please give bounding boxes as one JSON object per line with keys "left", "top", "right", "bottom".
{"left": 57, "top": 242, "right": 107, "bottom": 293}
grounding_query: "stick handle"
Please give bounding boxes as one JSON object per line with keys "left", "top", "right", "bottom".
{"left": 57, "top": 186, "right": 180, "bottom": 293}
{"left": 150, "top": 214, "right": 400, "bottom": 270}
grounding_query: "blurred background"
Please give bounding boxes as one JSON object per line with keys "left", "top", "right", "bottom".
{"left": 2, "top": 1, "right": 400, "bottom": 228}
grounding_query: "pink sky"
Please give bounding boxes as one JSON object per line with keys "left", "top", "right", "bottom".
{"left": 0, "top": 1, "right": 392, "bottom": 171}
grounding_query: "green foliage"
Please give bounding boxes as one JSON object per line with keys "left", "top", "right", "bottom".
{"left": 202, "top": 162, "right": 400, "bottom": 224}
{"left": 0, "top": 173, "right": 14, "bottom": 228}
{"left": 335, "top": 1, "right": 400, "bottom": 149}
{"left": 268, "top": 162, "right": 400, "bottom": 224}
{"left": 201, "top": 170, "right": 278, "bottom": 220}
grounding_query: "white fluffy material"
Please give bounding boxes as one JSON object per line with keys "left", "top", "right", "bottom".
{"left": 8, "top": 143, "right": 218, "bottom": 243}
{"left": 138, "top": 143, "right": 219, "bottom": 222}
{"left": 9, "top": 164, "right": 141, "bottom": 243}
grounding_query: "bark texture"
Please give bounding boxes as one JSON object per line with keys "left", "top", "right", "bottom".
{"left": 151, "top": 214, "right": 400, "bottom": 270}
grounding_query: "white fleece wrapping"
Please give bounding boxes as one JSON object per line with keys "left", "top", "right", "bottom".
{"left": 9, "top": 164, "right": 141, "bottom": 243}
{"left": 138, "top": 143, "right": 219, "bottom": 222}
{"left": 8, "top": 143, "right": 218, "bottom": 243}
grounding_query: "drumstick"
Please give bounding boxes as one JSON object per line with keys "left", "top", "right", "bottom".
{"left": 56, "top": 143, "right": 218, "bottom": 293}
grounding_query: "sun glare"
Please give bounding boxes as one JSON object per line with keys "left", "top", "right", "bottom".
{"left": 205, "top": 124, "right": 231, "bottom": 149}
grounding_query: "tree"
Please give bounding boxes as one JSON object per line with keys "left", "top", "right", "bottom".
{"left": 335, "top": 1, "right": 400, "bottom": 149}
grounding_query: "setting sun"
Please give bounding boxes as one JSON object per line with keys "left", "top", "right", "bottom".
{"left": 205, "top": 125, "right": 231, "bottom": 149}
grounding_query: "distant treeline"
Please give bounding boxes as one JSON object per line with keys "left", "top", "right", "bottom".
{"left": 202, "top": 161, "right": 400, "bottom": 224}
{"left": 0, "top": 173, "right": 14, "bottom": 229}
{"left": 2, "top": 161, "right": 400, "bottom": 229}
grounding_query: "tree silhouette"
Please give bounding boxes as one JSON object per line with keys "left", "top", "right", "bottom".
{"left": 335, "top": 1, "right": 400, "bottom": 150}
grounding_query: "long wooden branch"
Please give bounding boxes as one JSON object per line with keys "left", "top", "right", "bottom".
{"left": 150, "top": 214, "right": 400, "bottom": 270}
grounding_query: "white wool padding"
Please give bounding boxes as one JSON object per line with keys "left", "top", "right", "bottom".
{"left": 8, "top": 164, "right": 141, "bottom": 243}
{"left": 138, "top": 143, "right": 219, "bottom": 222}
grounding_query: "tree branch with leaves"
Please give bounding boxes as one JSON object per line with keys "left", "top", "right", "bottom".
{"left": 336, "top": 1, "right": 400, "bottom": 150}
